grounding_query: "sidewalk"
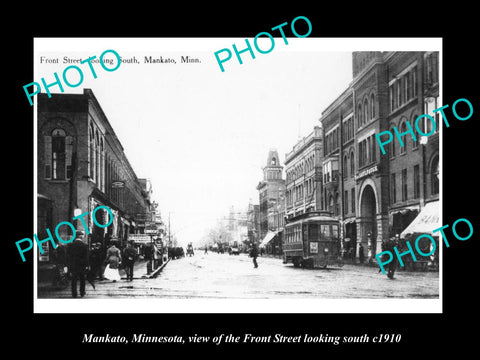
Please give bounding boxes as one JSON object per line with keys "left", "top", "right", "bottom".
{"left": 37, "top": 258, "right": 170, "bottom": 292}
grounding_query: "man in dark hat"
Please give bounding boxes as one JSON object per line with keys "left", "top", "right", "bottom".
{"left": 122, "top": 241, "right": 138, "bottom": 281}
{"left": 66, "top": 230, "right": 89, "bottom": 298}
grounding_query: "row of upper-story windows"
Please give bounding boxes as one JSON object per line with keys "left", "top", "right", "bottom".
{"left": 358, "top": 134, "right": 377, "bottom": 168}
{"left": 325, "top": 127, "right": 339, "bottom": 156}
{"left": 424, "top": 52, "right": 439, "bottom": 87}
{"left": 89, "top": 123, "right": 106, "bottom": 192}
{"left": 357, "top": 93, "right": 376, "bottom": 128}
{"left": 343, "top": 116, "right": 354, "bottom": 143}
{"left": 285, "top": 153, "right": 316, "bottom": 183}
{"left": 42, "top": 122, "right": 132, "bottom": 208}
{"left": 389, "top": 63, "right": 418, "bottom": 113}
{"left": 286, "top": 177, "right": 316, "bottom": 206}
{"left": 389, "top": 106, "right": 439, "bottom": 159}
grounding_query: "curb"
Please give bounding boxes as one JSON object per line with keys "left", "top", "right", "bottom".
{"left": 141, "top": 258, "right": 170, "bottom": 279}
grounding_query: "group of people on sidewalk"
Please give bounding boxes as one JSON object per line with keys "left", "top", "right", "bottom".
{"left": 56, "top": 231, "right": 139, "bottom": 298}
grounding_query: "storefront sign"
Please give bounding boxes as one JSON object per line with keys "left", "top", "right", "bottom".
{"left": 111, "top": 181, "right": 125, "bottom": 188}
{"left": 128, "top": 234, "right": 152, "bottom": 243}
{"left": 355, "top": 165, "right": 378, "bottom": 181}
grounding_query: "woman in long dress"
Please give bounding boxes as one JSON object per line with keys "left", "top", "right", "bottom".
{"left": 104, "top": 242, "right": 122, "bottom": 281}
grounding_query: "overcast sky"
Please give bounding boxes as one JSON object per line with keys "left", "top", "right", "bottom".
{"left": 35, "top": 38, "right": 437, "bottom": 245}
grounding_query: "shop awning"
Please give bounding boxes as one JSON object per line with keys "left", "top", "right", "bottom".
{"left": 259, "top": 231, "right": 277, "bottom": 248}
{"left": 400, "top": 201, "right": 440, "bottom": 238}
{"left": 390, "top": 205, "right": 420, "bottom": 217}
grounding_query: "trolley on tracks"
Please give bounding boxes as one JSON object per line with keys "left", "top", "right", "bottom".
{"left": 283, "top": 211, "right": 343, "bottom": 269}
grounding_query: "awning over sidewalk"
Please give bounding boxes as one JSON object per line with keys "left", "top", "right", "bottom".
{"left": 259, "top": 231, "right": 278, "bottom": 248}
{"left": 400, "top": 201, "right": 440, "bottom": 238}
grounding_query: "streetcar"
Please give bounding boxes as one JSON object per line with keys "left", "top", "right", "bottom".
{"left": 283, "top": 211, "right": 343, "bottom": 269}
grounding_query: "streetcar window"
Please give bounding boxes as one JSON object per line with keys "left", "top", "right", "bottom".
{"left": 332, "top": 224, "right": 339, "bottom": 238}
{"left": 309, "top": 224, "right": 319, "bottom": 241}
{"left": 320, "top": 225, "right": 331, "bottom": 238}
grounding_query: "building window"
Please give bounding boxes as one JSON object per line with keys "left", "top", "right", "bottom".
{"left": 344, "top": 190, "right": 349, "bottom": 214}
{"left": 359, "top": 135, "right": 376, "bottom": 168}
{"left": 390, "top": 173, "right": 396, "bottom": 204}
{"left": 351, "top": 188, "right": 355, "bottom": 214}
{"left": 358, "top": 104, "right": 363, "bottom": 127}
{"left": 364, "top": 98, "right": 369, "bottom": 123}
{"left": 389, "top": 86, "right": 395, "bottom": 112}
{"left": 89, "top": 124, "right": 95, "bottom": 181}
{"left": 402, "top": 168, "right": 408, "bottom": 202}
{"left": 370, "top": 93, "right": 375, "bottom": 119}
{"left": 425, "top": 52, "right": 439, "bottom": 86}
{"left": 343, "top": 155, "right": 348, "bottom": 178}
{"left": 46, "top": 128, "right": 73, "bottom": 180}
{"left": 350, "top": 151, "right": 355, "bottom": 177}
{"left": 414, "top": 165, "right": 420, "bottom": 199}
{"left": 389, "top": 64, "right": 418, "bottom": 113}
{"left": 400, "top": 121, "right": 407, "bottom": 154}
{"left": 431, "top": 156, "right": 439, "bottom": 196}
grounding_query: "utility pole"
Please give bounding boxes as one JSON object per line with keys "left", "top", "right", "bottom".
{"left": 168, "top": 212, "right": 171, "bottom": 247}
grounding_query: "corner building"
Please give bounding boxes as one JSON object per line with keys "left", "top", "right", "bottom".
{"left": 37, "top": 89, "right": 151, "bottom": 268}
{"left": 256, "top": 149, "right": 286, "bottom": 255}
{"left": 319, "top": 51, "right": 439, "bottom": 261}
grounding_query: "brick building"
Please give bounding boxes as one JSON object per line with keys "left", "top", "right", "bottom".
{"left": 37, "top": 89, "right": 152, "bottom": 268}
{"left": 319, "top": 51, "right": 440, "bottom": 262}
{"left": 284, "top": 125, "right": 324, "bottom": 220}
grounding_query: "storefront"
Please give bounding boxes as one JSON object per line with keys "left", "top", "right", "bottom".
{"left": 400, "top": 200, "right": 440, "bottom": 270}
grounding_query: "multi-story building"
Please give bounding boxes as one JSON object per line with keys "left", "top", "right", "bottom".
{"left": 256, "top": 149, "right": 285, "bottom": 255}
{"left": 37, "top": 89, "right": 152, "bottom": 271}
{"left": 284, "top": 125, "right": 324, "bottom": 220}
{"left": 319, "top": 51, "right": 439, "bottom": 262}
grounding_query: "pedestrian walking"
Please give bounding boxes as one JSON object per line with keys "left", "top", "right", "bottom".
{"left": 104, "top": 241, "right": 122, "bottom": 282}
{"left": 66, "top": 230, "right": 89, "bottom": 298}
{"left": 204, "top": 245, "right": 208, "bottom": 254}
{"left": 122, "top": 241, "right": 137, "bottom": 281}
{"left": 249, "top": 243, "right": 259, "bottom": 268}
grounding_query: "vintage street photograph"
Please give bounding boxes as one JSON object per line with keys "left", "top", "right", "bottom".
{"left": 33, "top": 38, "right": 441, "bottom": 313}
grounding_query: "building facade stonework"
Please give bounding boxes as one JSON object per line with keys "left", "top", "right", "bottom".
{"left": 37, "top": 89, "right": 152, "bottom": 265}
{"left": 319, "top": 51, "right": 440, "bottom": 261}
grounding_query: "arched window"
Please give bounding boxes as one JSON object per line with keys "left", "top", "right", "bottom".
{"left": 431, "top": 156, "right": 439, "bottom": 195}
{"left": 95, "top": 131, "right": 100, "bottom": 184}
{"left": 50, "top": 128, "right": 68, "bottom": 180}
{"left": 364, "top": 98, "right": 369, "bottom": 123}
{"left": 271, "top": 157, "right": 277, "bottom": 166}
{"left": 358, "top": 104, "right": 363, "bottom": 127}
{"left": 89, "top": 124, "right": 95, "bottom": 180}
{"left": 100, "top": 137, "right": 105, "bottom": 191}
{"left": 350, "top": 151, "right": 355, "bottom": 177}
{"left": 370, "top": 93, "right": 375, "bottom": 118}
{"left": 343, "top": 154, "right": 348, "bottom": 178}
